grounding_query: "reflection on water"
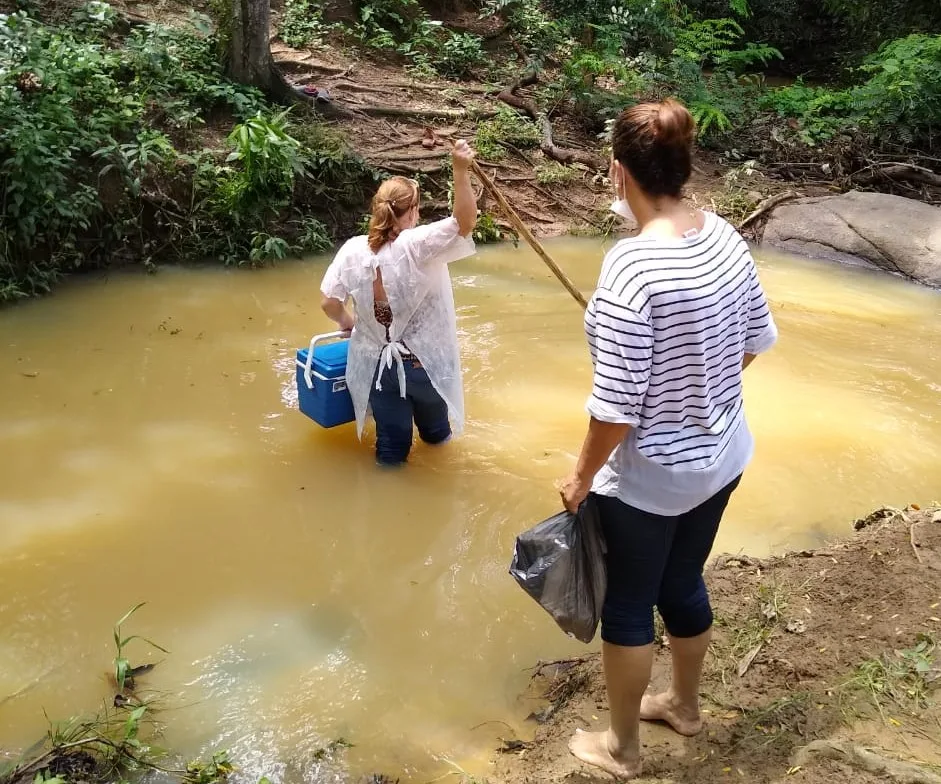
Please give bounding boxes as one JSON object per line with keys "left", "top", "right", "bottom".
{"left": 0, "top": 238, "right": 939, "bottom": 780}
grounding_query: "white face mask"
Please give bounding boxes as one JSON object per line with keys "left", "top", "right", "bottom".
{"left": 610, "top": 197, "right": 635, "bottom": 222}
{"left": 609, "top": 164, "right": 635, "bottom": 222}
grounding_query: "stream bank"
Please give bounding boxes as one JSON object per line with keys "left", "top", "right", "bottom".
{"left": 491, "top": 506, "right": 941, "bottom": 784}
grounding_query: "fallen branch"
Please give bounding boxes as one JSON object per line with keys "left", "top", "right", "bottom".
{"left": 367, "top": 150, "right": 449, "bottom": 163}
{"left": 496, "top": 173, "right": 537, "bottom": 182}
{"left": 795, "top": 740, "right": 941, "bottom": 784}
{"left": 526, "top": 183, "right": 606, "bottom": 230}
{"left": 357, "top": 105, "right": 498, "bottom": 120}
{"left": 516, "top": 205, "right": 559, "bottom": 224}
{"left": 376, "top": 161, "right": 447, "bottom": 175}
{"left": 852, "top": 162, "right": 941, "bottom": 188}
{"left": 324, "top": 81, "right": 400, "bottom": 96}
{"left": 369, "top": 138, "right": 425, "bottom": 155}
{"left": 738, "top": 190, "right": 799, "bottom": 229}
{"left": 527, "top": 655, "right": 594, "bottom": 674}
{"left": 497, "top": 74, "right": 606, "bottom": 171}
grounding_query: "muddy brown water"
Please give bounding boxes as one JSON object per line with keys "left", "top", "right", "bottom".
{"left": 1, "top": 238, "right": 939, "bottom": 781}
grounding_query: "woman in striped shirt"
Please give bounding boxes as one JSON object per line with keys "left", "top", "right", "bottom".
{"left": 559, "top": 99, "right": 777, "bottom": 779}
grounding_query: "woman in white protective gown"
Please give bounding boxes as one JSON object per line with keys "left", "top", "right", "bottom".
{"left": 319, "top": 140, "right": 478, "bottom": 465}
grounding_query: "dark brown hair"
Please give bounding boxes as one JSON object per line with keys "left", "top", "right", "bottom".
{"left": 367, "top": 176, "right": 419, "bottom": 253}
{"left": 611, "top": 98, "right": 696, "bottom": 199}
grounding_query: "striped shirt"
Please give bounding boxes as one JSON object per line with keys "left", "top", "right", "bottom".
{"left": 586, "top": 210, "right": 777, "bottom": 516}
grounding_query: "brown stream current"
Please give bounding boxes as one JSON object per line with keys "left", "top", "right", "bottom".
{"left": 1, "top": 238, "right": 940, "bottom": 781}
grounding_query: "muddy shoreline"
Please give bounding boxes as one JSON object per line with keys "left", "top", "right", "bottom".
{"left": 490, "top": 506, "right": 941, "bottom": 784}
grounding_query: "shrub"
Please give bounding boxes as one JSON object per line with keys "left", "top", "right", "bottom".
{"left": 535, "top": 160, "right": 578, "bottom": 184}
{"left": 280, "top": 0, "right": 331, "bottom": 49}
{"left": 474, "top": 107, "right": 542, "bottom": 160}
{"left": 850, "top": 34, "right": 941, "bottom": 145}
{"left": 0, "top": 4, "right": 373, "bottom": 297}
{"left": 760, "top": 34, "right": 941, "bottom": 146}
{"left": 437, "top": 31, "right": 485, "bottom": 76}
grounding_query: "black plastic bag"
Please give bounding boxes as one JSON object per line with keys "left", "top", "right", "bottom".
{"left": 509, "top": 496, "right": 607, "bottom": 643}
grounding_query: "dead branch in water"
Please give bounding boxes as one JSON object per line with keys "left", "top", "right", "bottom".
{"left": 526, "top": 655, "right": 594, "bottom": 674}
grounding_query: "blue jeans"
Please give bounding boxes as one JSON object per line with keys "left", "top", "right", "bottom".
{"left": 369, "top": 360, "right": 451, "bottom": 465}
{"left": 594, "top": 475, "right": 741, "bottom": 647}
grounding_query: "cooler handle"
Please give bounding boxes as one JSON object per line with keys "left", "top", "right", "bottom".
{"left": 303, "top": 331, "right": 349, "bottom": 390}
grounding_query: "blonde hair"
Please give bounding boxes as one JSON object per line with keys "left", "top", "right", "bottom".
{"left": 367, "top": 176, "right": 419, "bottom": 253}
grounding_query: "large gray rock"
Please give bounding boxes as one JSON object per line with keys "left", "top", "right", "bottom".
{"left": 761, "top": 190, "right": 941, "bottom": 287}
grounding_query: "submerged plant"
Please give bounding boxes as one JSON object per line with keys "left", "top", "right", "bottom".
{"left": 113, "top": 603, "right": 168, "bottom": 691}
{"left": 183, "top": 751, "right": 235, "bottom": 784}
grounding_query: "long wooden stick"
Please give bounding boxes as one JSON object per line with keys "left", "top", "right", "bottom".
{"left": 470, "top": 160, "right": 588, "bottom": 309}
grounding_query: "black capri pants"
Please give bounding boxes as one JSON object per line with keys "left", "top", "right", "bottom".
{"left": 594, "top": 475, "right": 741, "bottom": 647}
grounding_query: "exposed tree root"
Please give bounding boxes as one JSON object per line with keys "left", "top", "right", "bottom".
{"left": 852, "top": 162, "right": 941, "bottom": 188}
{"left": 497, "top": 73, "right": 606, "bottom": 171}
{"left": 366, "top": 149, "right": 449, "bottom": 164}
{"left": 795, "top": 740, "right": 941, "bottom": 784}
{"left": 356, "top": 105, "right": 498, "bottom": 120}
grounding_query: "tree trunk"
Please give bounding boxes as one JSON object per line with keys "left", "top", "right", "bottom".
{"left": 228, "top": 0, "right": 274, "bottom": 89}
{"left": 226, "top": 0, "right": 349, "bottom": 111}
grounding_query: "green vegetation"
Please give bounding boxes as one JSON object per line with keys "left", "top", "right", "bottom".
{"left": 2, "top": 0, "right": 940, "bottom": 299}
{"left": 535, "top": 161, "right": 578, "bottom": 185}
{"left": 112, "top": 602, "right": 168, "bottom": 691}
{"left": 347, "top": 0, "right": 486, "bottom": 77}
{"left": 0, "top": 2, "right": 376, "bottom": 301}
{"left": 474, "top": 107, "right": 542, "bottom": 161}
{"left": 0, "top": 605, "right": 233, "bottom": 784}
{"left": 762, "top": 34, "right": 941, "bottom": 146}
{"left": 473, "top": 212, "right": 517, "bottom": 244}
{"left": 280, "top": 0, "right": 331, "bottom": 49}
{"left": 710, "top": 579, "right": 794, "bottom": 683}
{"left": 839, "top": 634, "right": 939, "bottom": 720}
{"left": 0, "top": 604, "right": 362, "bottom": 784}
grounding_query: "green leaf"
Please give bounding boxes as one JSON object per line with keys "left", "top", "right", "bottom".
{"left": 116, "top": 657, "right": 129, "bottom": 689}
{"left": 119, "top": 634, "right": 169, "bottom": 652}
{"left": 115, "top": 602, "right": 148, "bottom": 629}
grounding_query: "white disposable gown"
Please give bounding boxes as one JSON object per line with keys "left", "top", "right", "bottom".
{"left": 320, "top": 217, "right": 476, "bottom": 439}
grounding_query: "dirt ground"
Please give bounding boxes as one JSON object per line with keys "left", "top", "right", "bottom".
{"left": 271, "top": 39, "right": 785, "bottom": 239}
{"left": 488, "top": 506, "right": 941, "bottom": 784}
{"left": 18, "top": 0, "right": 833, "bottom": 241}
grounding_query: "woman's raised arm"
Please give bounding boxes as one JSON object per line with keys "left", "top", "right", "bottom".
{"left": 450, "top": 140, "right": 477, "bottom": 237}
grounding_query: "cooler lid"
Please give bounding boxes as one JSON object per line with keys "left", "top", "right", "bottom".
{"left": 311, "top": 339, "right": 349, "bottom": 376}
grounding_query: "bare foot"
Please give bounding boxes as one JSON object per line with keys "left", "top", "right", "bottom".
{"left": 640, "top": 691, "right": 703, "bottom": 736}
{"left": 568, "top": 728, "right": 641, "bottom": 780}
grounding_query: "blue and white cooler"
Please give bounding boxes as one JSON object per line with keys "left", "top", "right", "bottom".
{"left": 296, "top": 331, "right": 355, "bottom": 428}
